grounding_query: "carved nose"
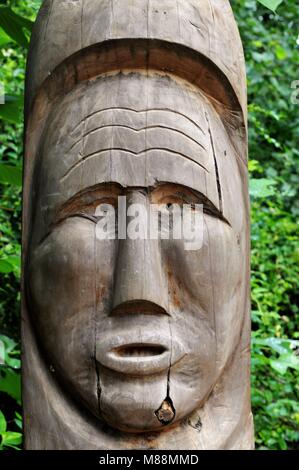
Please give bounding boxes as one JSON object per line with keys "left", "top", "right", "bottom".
{"left": 112, "top": 236, "right": 169, "bottom": 314}
{"left": 112, "top": 192, "right": 169, "bottom": 314}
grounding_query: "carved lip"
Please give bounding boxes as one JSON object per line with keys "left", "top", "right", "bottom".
{"left": 96, "top": 334, "right": 185, "bottom": 376}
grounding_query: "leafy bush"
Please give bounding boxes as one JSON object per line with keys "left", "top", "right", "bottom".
{"left": 0, "top": 335, "right": 22, "bottom": 450}
{"left": 234, "top": 0, "right": 299, "bottom": 449}
{"left": 0, "top": 0, "right": 298, "bottom": 450}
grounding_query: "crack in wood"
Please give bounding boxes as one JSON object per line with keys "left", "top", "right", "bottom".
{"left": 205, "top": 112, "right": 223, "bottom": 213}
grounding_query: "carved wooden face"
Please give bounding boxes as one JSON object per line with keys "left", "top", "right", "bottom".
{"left": 27, "top": 73, "right": 248, "bottom": 433}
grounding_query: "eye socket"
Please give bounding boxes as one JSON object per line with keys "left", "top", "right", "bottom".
{"left": 155, "top": 193, "right": 196, "bottom": 206}
{"left": 151, "top": 184, "right": 230, "bottom": 226}
{"left": 155, "top": 194, "right": 203, "bottom": 214}
{"left": 67, "top": 212, "right": 100, "bottom": 223}
{"left": 56, "top": 196, "right": 119, "bottom": 225}
{"left": 151, "top": 184, "right": 203, "bottom": 206}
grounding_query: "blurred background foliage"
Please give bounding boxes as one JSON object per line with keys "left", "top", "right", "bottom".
{"left": 0, "top": 0, "right": 298, "bottom": 450}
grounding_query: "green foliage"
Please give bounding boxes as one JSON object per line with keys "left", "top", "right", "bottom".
{"left": 0, "top": 1, "right": 29, "bottom": 451}
{"left": 0, "top": 0, "right": 298, "bottom": 451}
{"left": 257, "top": 0, "right": 284, "bottom": 12}
{"left": 233, "top": 0, "right": 299, "bottom": 449}
{"left": 0, "top": 336, "right": 22, "bottom": 450}
{"left": 0, "top": 6, "right": 33, "bottom": 48}
{"left": 249, "top": 178, "right": 277, "bottom": 198}
{"left": 0, "top": 95, "right": 23, "bottom": 124}
{"left": 0, "top": 162, "right": 22, "bottom": 186}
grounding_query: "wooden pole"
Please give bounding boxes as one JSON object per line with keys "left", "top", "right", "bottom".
{"left": 22, "top": 0, "right": 253, "bottom": 449}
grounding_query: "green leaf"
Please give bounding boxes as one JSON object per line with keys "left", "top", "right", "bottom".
{"left": 14, "top": 418, "right": 22, "bottom": 430}
{"left": 0, "top": 259, "right": 14, "bottom": 274}
{"left": 0, "top": 410, "right": 7, "bottom": 434}
{"left": 0, "top": 335, "right": 20, "bottom": 369}
{"left": 0, "top": 335, "right": 17, "bottom": 354}
{"left": 0, "top": 28, "right": 11, "bottom": 47}
{"left": 0, "top": 7, "right": 33, "bottom": 48}
{"left": 5, "top": 255, "right": 21, "bottom": 270}
{"left": 248, "top": 159, "right": 263, "bottom": 174}
{"left": 1, "top": 431, "right": 22, "bottom": 447}
{"left": 0, "top": 368, "right": 21, "bottom": 403}
{"left": 257, "top": 0, "right": 284, "bottom": 12}
{"left": 0, "top": 94, "right": 23, "bottom": 124}
{"left": 270, "top": 354, "right": 299, "bottom": 375}
{"left": 249, "top": 178, "right": 277, "bottom": 198}
{"left": 253, "top": 337, "right": 298, "bottom": 355}
{"left": 0, "top": 255, "right": 21, "bottom": 280}
{"left": 0, "top": 163, "right": 22, "bottom": 186}
{"left": 14, "top": 412, "right": 23, "bottom": 431}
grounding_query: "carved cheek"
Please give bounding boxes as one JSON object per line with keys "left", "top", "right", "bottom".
{"left": 203, "top": 216, "right": 245, "bottom": 367}
{"left": 27, "top": 217, "right": 116, "bottom": 416}
{"left": 162, "top": 214, "right": 241, "bottom": 364}
{"left": 163, "top": 216, "right": 235, "bottom": 315}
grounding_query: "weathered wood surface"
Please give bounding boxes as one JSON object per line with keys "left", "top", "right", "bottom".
{"left": 22, "top": 0, "right": 254, "bottom": 449}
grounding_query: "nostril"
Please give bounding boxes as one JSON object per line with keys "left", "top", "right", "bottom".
{"left": 112, "top": 343, "right": 167, "bottom": 358}
{"left": 111, "top": 300, "right": 169, "bottom": 316}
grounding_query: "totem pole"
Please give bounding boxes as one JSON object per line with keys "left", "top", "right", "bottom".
{"left": 22, "top": 0, "right": 254, "bottom": 449}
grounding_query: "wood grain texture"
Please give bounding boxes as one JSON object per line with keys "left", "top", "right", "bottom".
{"left": 25, "top": 0, "right": 246, "bottom": 118}
{"left": 22, "top": 0, "right": 254, "bottom": 449}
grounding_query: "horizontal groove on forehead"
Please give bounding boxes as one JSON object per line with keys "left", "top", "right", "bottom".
{"left": 60, "top": 105, "right": 211, "bottom": 181}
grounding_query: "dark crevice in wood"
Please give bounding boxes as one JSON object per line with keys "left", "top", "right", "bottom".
{"left": 189, "top": 21, "right": 206, "bottom": 39}
{"left": 154, "top": 275, "right": 176, "bottom": 427}
{"left": 167, "top": 315, "right": 173, "bottom": 399}
{"left": 188, "top": 415, "right": 202, "bottom": 432}
{"left": 94, "top": 355, "right": 102, "bottom": 418}
{"left": 205, "top": 111, "right": 223, "bottom": 213}
{"left": 80, "top": 0, "right": 84, "bottom": 52}
{"left": 155, "top": 397, "right": 176, "bottom": 426}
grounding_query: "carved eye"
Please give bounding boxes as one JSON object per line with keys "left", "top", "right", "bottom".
{"left": 70, "top": 213, "right": 99, "bottom": 224}
{"left": 158, "top": 196, "right": 201, "bottom": 215}
{"left": 157, "top": 194, "right": 191, "bottom": 207}
{"left": 57, "top": 196, "right": 119, "bottom": 225}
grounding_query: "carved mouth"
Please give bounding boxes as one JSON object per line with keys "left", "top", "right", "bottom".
{"left": 113, "top": 343, "right": 167, "bottom": 358}
{"left": 96, "top": 336, "right": 185, "bottom": 376}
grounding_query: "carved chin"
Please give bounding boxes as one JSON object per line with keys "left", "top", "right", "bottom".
{"left": 95, "top": 358, "right": 215, "bottom": 433}
{"left": 98, "top": 370, "right": 173, "bottom": 432}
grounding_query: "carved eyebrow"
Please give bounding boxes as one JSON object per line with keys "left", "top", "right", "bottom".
{"left": 55, "top": 182, "right": 124, "bottom": 220}
{"left": 151, "top": 182, "right": 231, "bottom": 226}
{"left": 55, "top": 182, "right": 230, "bottom": 227}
